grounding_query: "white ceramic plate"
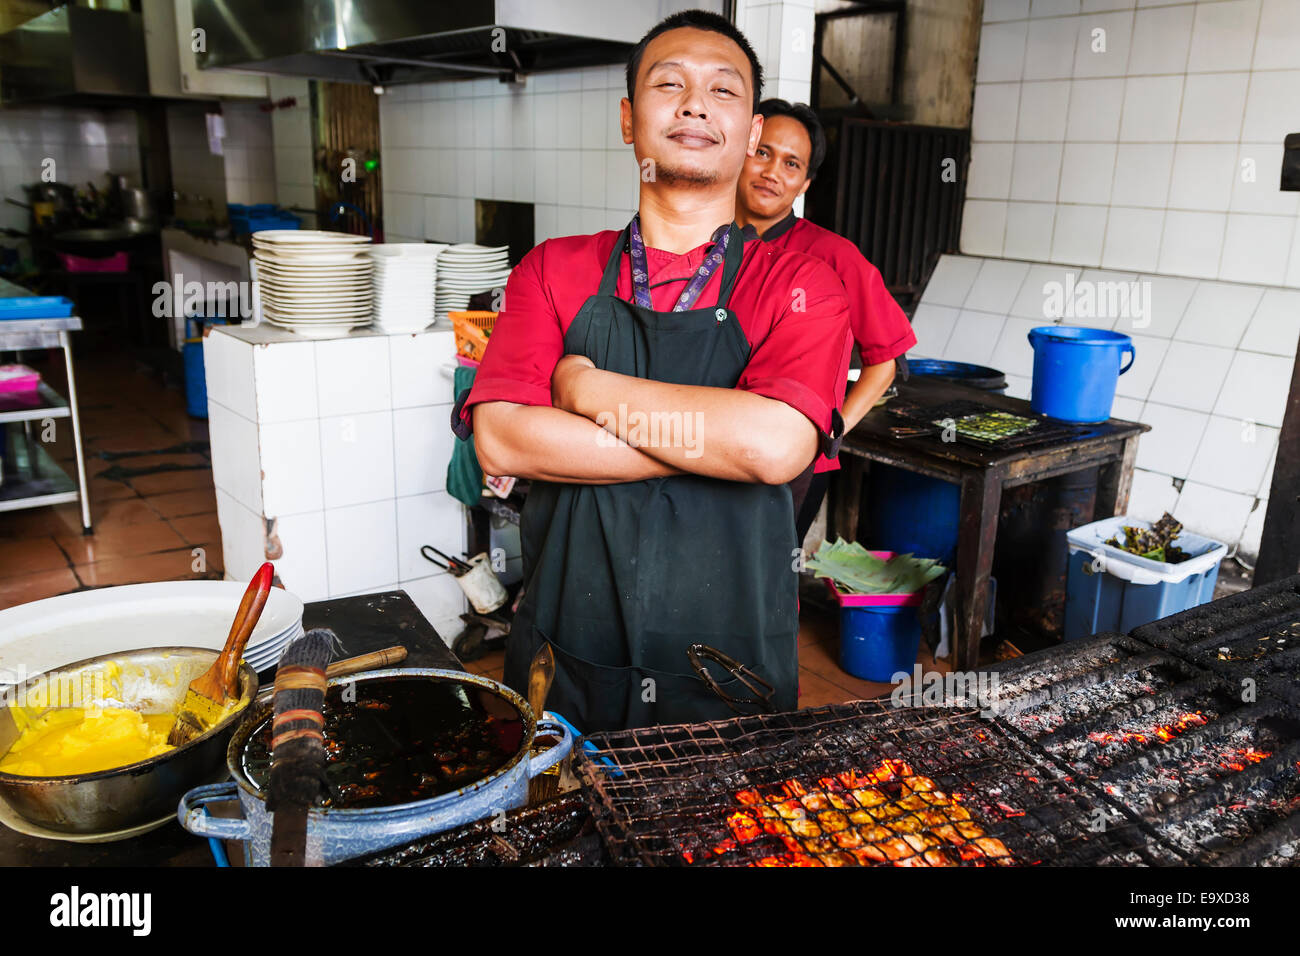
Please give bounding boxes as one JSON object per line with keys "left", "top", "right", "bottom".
{"left": 254, "top": 265, "right": 372, "bottom": 280}
{"left": 253, "top": 230, "right": 371, "bottom": 245}
{"left": 264, "top": 320, "right": 372, "bottom": 337}
{"left": 0, "top": 799, "right": 176, "bottom": 843}
{"left": 263, "top": 307, "right": 373, "bottom": 321}
{"left": 0, "top": 582, "right": 304, "bottom": 681}
{"left": 256, "top": 253, "right": 372, "bottom": 268}
{"left": 259, "top": 290, "right": 371, "bottom": 305}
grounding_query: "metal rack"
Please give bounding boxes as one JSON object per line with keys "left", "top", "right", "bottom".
{"left": 0, "top": 315, "right": 92, "bottom": 533}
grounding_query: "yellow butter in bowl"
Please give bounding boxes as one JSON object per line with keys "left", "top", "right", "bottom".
{"left": 0, "top": 708, "right": 175, "bottom": 777}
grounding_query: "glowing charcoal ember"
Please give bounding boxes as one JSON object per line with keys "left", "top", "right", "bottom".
{"left": 682, "top": 761, "right": 1016, "bottom": 867}
{"left": 726, "top": 811, "right": 762, "bottom": 844}
{"left": 1088, "top": 711, "right": 1207, "bottom": 748}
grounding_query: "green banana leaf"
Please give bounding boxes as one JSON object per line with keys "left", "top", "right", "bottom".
{"left": 805, "top": 538, "right": 947, "bottom": 595}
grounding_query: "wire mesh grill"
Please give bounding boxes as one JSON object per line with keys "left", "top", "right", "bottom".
{"left": 576, "top": 701, "right": 1156, "bottom": 867}
{"left": 887, "top": 399, "right": 1103, "bottom": 450}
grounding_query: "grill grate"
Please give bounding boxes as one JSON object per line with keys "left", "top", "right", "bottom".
{"left": 888, "top": 400, "right": 1105, "bottom": 450}
{"left": 576, "top": 702, "right": 1159, "bottom": 867}
{"left": 991, "top": 624, "right": 1300, "bottom": 867}
{"left": 1133, "top": 576, "right": 1300, "bottom": 706}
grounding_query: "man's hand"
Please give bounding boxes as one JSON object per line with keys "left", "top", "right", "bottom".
{"left": 551, "top": 353, "right": 596, "bottom": 413}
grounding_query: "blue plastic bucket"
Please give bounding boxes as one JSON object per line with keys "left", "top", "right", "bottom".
{"left": 839, "top": 604, "right": 923, "bottom": 682}
{"left": 1027, "top": 326, "right": 1134, "bottom": 423}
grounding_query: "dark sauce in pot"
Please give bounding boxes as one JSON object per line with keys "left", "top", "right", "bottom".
{"left": 241, "top": 677, "right": 526, "bottom": 810}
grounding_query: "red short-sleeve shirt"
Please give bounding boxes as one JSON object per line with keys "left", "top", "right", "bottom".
{"left": 455, "top": 229, "right": 852, "bottom": 460}
{"left": 762, "top": 214, "right": 916, "bottom": 473}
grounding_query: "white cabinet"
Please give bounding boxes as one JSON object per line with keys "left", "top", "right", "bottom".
{"left": 143, "top": 0, "right": 268, "bottom": 99}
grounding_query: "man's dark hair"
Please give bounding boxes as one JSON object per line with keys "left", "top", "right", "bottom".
{"left": 625, "top": 10, "right": 764, "bottom": 112}
{"left": 757, "top": 99, "right": 827, "bottom": 180}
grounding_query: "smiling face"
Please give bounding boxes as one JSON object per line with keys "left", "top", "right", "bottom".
{"left": 620, "top": 27, "right": 762, "bottom": 189}
{"left": 738, "top": 114, "right": 813, "bottom": 221}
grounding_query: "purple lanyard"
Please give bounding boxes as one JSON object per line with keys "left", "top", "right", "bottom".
{"left": 627, "top": 216, "right": 731, "bottom": 312}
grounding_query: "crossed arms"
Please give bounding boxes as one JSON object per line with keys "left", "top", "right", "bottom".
{"left": 472, "top": 355, "right": 819, "bottom": 486}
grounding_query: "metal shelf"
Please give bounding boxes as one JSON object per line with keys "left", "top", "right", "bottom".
{"left": 0, "top": 428, "right": 79, "bottom": 512}
{"left": 0, "top": 384, "right": 71, "bottom": 425}
{"left": 0, "top": 304, "right": 90, "bottom": 531}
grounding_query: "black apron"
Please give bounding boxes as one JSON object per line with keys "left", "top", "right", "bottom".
{"left": 501, "top": 223, "right": 800, "bottom": 731}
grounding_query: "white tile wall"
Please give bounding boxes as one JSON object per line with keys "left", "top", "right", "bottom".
{"left": 319, "top": 411, "right": 397, "bottom": 508}
{"left": 1176, "top": 281, "right": 1263, "bottom": 348}
{"left": 260, "top": 419, "right": 325, "bottom": 516}
{"left": 273, "top": 511, "right": 330, "bottom": 603}
{"left": 267, "top": 77, "right": 317, "bottom": 227}
{"left": 325, "top": 500, "right": 399, "bottom": 594}
{"left": 914, "top": 254, "right": 1293, "bottom": 556}
{"left": 380, "top": 64, "right": 637, "bottom": 247}
{"left": 966, "top": 0, "right": 1300, "bottom": 289}
{"left": 0, "top": 106, "right": 140, "bottom": 237}
{"left": 1240, "top": 289, "right": 1300, "bottom": 355}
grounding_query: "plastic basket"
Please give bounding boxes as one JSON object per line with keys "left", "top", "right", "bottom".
{"left": 450, "top": 311, "right": 497, "bottom": 362}
{"left": 1064, "top": 515, "right": 1227, "bottom": 640}
{"left": 58, "top": 251, "right": 128, "bottom": 273}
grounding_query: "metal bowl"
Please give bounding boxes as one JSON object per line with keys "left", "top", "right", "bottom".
{"left": 0, "top": 647, "right": 257, "bottom": 834}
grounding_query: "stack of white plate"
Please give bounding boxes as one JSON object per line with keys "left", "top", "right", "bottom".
{"left": 0, "top": 581, "right": 305, "bottom": 682}
{"left": 435, "top": 243, "right": 511, "bottom": 316}
{"left": 371, "top": 243, "right": 447, "bottom": 332}
{"left": 252, "top": 230, "right": 373, "bottom": 337}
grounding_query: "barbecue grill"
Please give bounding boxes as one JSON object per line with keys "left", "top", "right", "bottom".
{"left": 575, "top": 701, "right": 1159, "bottom": 867}
{"left": 359, "top": 575, "right": 1300, "bottom": 867}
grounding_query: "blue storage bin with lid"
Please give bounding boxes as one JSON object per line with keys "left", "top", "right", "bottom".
{"left": 1064, "top": 515, "right": 1227, "bottom": 640}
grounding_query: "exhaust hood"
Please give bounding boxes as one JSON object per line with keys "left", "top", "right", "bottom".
{"left": 192, "top": 0, "right": 726, "bottom": 85}
{"left": 0, "top": 5, "right": 149, "bottom": 106}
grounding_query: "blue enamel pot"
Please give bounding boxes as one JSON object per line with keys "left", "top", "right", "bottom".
{"left": 178, "top": 668, "right": 572, "bottom": 866}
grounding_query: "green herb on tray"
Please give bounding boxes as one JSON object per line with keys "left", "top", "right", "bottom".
{"left": 933, "top": 410, "right": 1038, "bottom": 443}
{"left": 806, "top": 538, "right": 947, "bottom": 595}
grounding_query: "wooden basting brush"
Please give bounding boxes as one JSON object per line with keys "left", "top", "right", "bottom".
{"left": 169, "top": 562, "right": 274, "bottom": 747}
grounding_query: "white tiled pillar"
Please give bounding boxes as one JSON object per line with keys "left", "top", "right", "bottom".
{"left": 204, "top": 325, "right": 469, "bottom": 643}
{"left": 735, "top": 0, "right": 817, "bottom": 214}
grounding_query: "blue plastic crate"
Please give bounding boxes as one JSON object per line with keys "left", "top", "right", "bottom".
{"left": 1064, "top": 515, "right": 1227, "bottom": 640}
{"left": 0, "top": 295, "right": 75, "bottom": 319}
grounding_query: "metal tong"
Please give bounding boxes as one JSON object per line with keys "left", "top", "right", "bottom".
{"left": 687, "top": 643, "right": 777, "bottom": 715}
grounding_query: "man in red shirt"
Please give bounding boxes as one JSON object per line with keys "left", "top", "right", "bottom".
{"left": 452, "top": 12, "right": 850, "bottom": 730}
{"left": 736, "top": 99, "right": 917, "bottom": 543}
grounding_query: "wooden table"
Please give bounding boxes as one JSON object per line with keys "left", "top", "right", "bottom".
{"left": 832, "top": 379, "right": 1149, "bottom": 672}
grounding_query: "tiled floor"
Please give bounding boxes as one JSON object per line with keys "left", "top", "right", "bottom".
{"left": 0, "top": 348, "right": 222, "bottom": 608}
